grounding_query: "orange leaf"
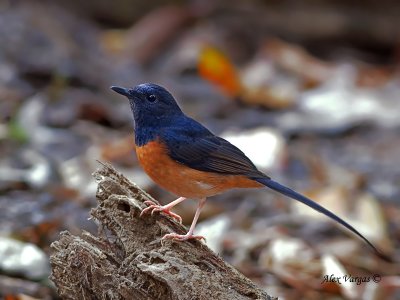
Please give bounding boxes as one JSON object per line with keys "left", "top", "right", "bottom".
{"left": 198, "top": 47, "right": 242, "bottom": 97}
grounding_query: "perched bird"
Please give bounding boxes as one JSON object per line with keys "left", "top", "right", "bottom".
{"left": 111, "top": 83, "right": 381, "bottom": 255}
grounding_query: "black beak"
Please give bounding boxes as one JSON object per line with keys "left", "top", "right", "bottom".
{"left": 111, "top": 86, "right": 130, "bottom": 97}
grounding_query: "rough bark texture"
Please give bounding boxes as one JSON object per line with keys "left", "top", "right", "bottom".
{"left": 50, "top": 162, "right": 275, "bottom": 300}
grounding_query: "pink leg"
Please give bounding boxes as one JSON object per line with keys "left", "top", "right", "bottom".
{"left": 140, "top": 197, "right": 187, "bottom": 223}
{"left": 162, "top": 198, "right": 207, "bottom": 241}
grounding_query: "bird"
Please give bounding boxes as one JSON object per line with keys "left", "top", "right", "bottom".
{"left": 111, "top": 83, "right": 383, "bottom": 256}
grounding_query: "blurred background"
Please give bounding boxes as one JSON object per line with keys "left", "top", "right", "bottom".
{"left": 0, "top": 0, "right": 399, "bottom": 299}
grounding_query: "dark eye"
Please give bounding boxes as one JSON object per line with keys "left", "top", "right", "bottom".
{"left": 146, "top": 94, "right": 157, "bottom": 102}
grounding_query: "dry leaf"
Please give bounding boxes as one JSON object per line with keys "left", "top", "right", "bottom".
{"left": 198, "top": 46, "right": 242, "bottom": 96}
{"left": 321, "top": 254, "right": 360, "bottom": 299}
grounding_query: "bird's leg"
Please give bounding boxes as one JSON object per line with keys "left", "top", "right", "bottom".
{"left": 162, "top": 198, "right": 206, "bottom": 241}
{"left": 140, "top": 197, "right": 187, "bottom": 223}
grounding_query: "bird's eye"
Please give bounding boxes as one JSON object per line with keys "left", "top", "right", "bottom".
{"left": 146, "top": 94, "right": 157, "bottom": 103}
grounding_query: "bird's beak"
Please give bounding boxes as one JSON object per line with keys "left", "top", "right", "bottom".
{"left": 110, "top": 86, "right": 130, "bottom": 97}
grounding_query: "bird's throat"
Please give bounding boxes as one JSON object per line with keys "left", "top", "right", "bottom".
{"left": 134, "top": 126, "right": 158, "bottom": 147}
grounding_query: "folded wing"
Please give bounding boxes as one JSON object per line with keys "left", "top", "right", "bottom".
{"left": 165, "top": 129, "right": 267, "bottom": 179}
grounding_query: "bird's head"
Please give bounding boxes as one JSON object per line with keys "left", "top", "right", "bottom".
{"left": 111, "top": 83, "right": 183, "bottom": 127}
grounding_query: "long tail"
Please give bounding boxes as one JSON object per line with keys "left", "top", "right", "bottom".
{"left": 254, "top": 177, "right": 388, "bottom": 259}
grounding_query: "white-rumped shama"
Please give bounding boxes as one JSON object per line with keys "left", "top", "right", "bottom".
{"left": 111, "top": 83, "right": 387, "bottom": 259}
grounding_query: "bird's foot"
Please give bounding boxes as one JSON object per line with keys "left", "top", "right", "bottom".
{"left": 162, "top": 232, "right": 206, "bottom": 241}
{"left": 140, "top": 200, "right": 182, "bottom": 223}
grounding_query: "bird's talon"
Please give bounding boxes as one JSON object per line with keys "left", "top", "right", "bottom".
{"left": 167, "top": 211, "right": 182, "bottom": 224}
{"left": 140, "top": 205, "right": 157, "bottom": 217}
{"left": 143, "top": 200, "right": 158, "bottom": 206}
{"left": 162, "top": 233, "right": 206, "bottom": 241}
{"left": 140, "top": 202, "right": 183, "bottom": 223}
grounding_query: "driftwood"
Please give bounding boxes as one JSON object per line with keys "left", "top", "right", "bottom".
{"left": 50, "top": 163, "right": 275, "bottom": 300}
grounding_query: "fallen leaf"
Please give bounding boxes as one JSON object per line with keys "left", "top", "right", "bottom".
{"left": 198, "top": 46, "right": 242, "bottom": 97}
{"left": 354, "top": 193, "right": 392, "bottom": 252}
{"left": 321, "top": 254, "right": 360, "bottom": 299}
{"left": 263, "top": 38, "right": 336, "bottom": 86}
{"left": 123, "top": 5, "right": 193, "bottom": 64}
{"left": 260, "top": 237, "right": 322, "bottom": 291}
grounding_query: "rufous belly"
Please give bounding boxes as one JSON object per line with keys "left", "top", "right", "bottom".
{"left": 136, "top": 140, "right": 263, "bottom": 199}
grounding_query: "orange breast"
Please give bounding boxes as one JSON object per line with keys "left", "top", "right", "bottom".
{"left": 136, "top": 140, "right": 263, "bottom": 199}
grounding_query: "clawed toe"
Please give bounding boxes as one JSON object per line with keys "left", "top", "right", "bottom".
{"left": 164, "top": 211, "right": 182, "bottom": 223}
{"left": 143, "top": 200, "right": 158, "bottom": 206}
{"left": 162, "top": 233, "right": 205, "bottom": 241}
{"left": 140, "top": 201, "right": 182, "bottom": 223}
{"left": 140, "top": 203, "right": 159, "bottom": 217}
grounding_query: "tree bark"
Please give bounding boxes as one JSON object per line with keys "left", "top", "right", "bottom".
{"left": 50, "top": 162, "right": 275, "bottom": 300}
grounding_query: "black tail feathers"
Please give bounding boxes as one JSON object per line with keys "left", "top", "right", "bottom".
{"left": 254, "top": 177, "right": 390, "bottom": 261}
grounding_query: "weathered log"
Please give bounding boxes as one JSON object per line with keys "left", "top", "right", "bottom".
{"left": 50, "top": 162, "right": 275, "bottom": 300}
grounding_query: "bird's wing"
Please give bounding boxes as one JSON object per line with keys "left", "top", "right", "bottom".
{"left": 163, "top": 124, "right": 267, "bottom": 178}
